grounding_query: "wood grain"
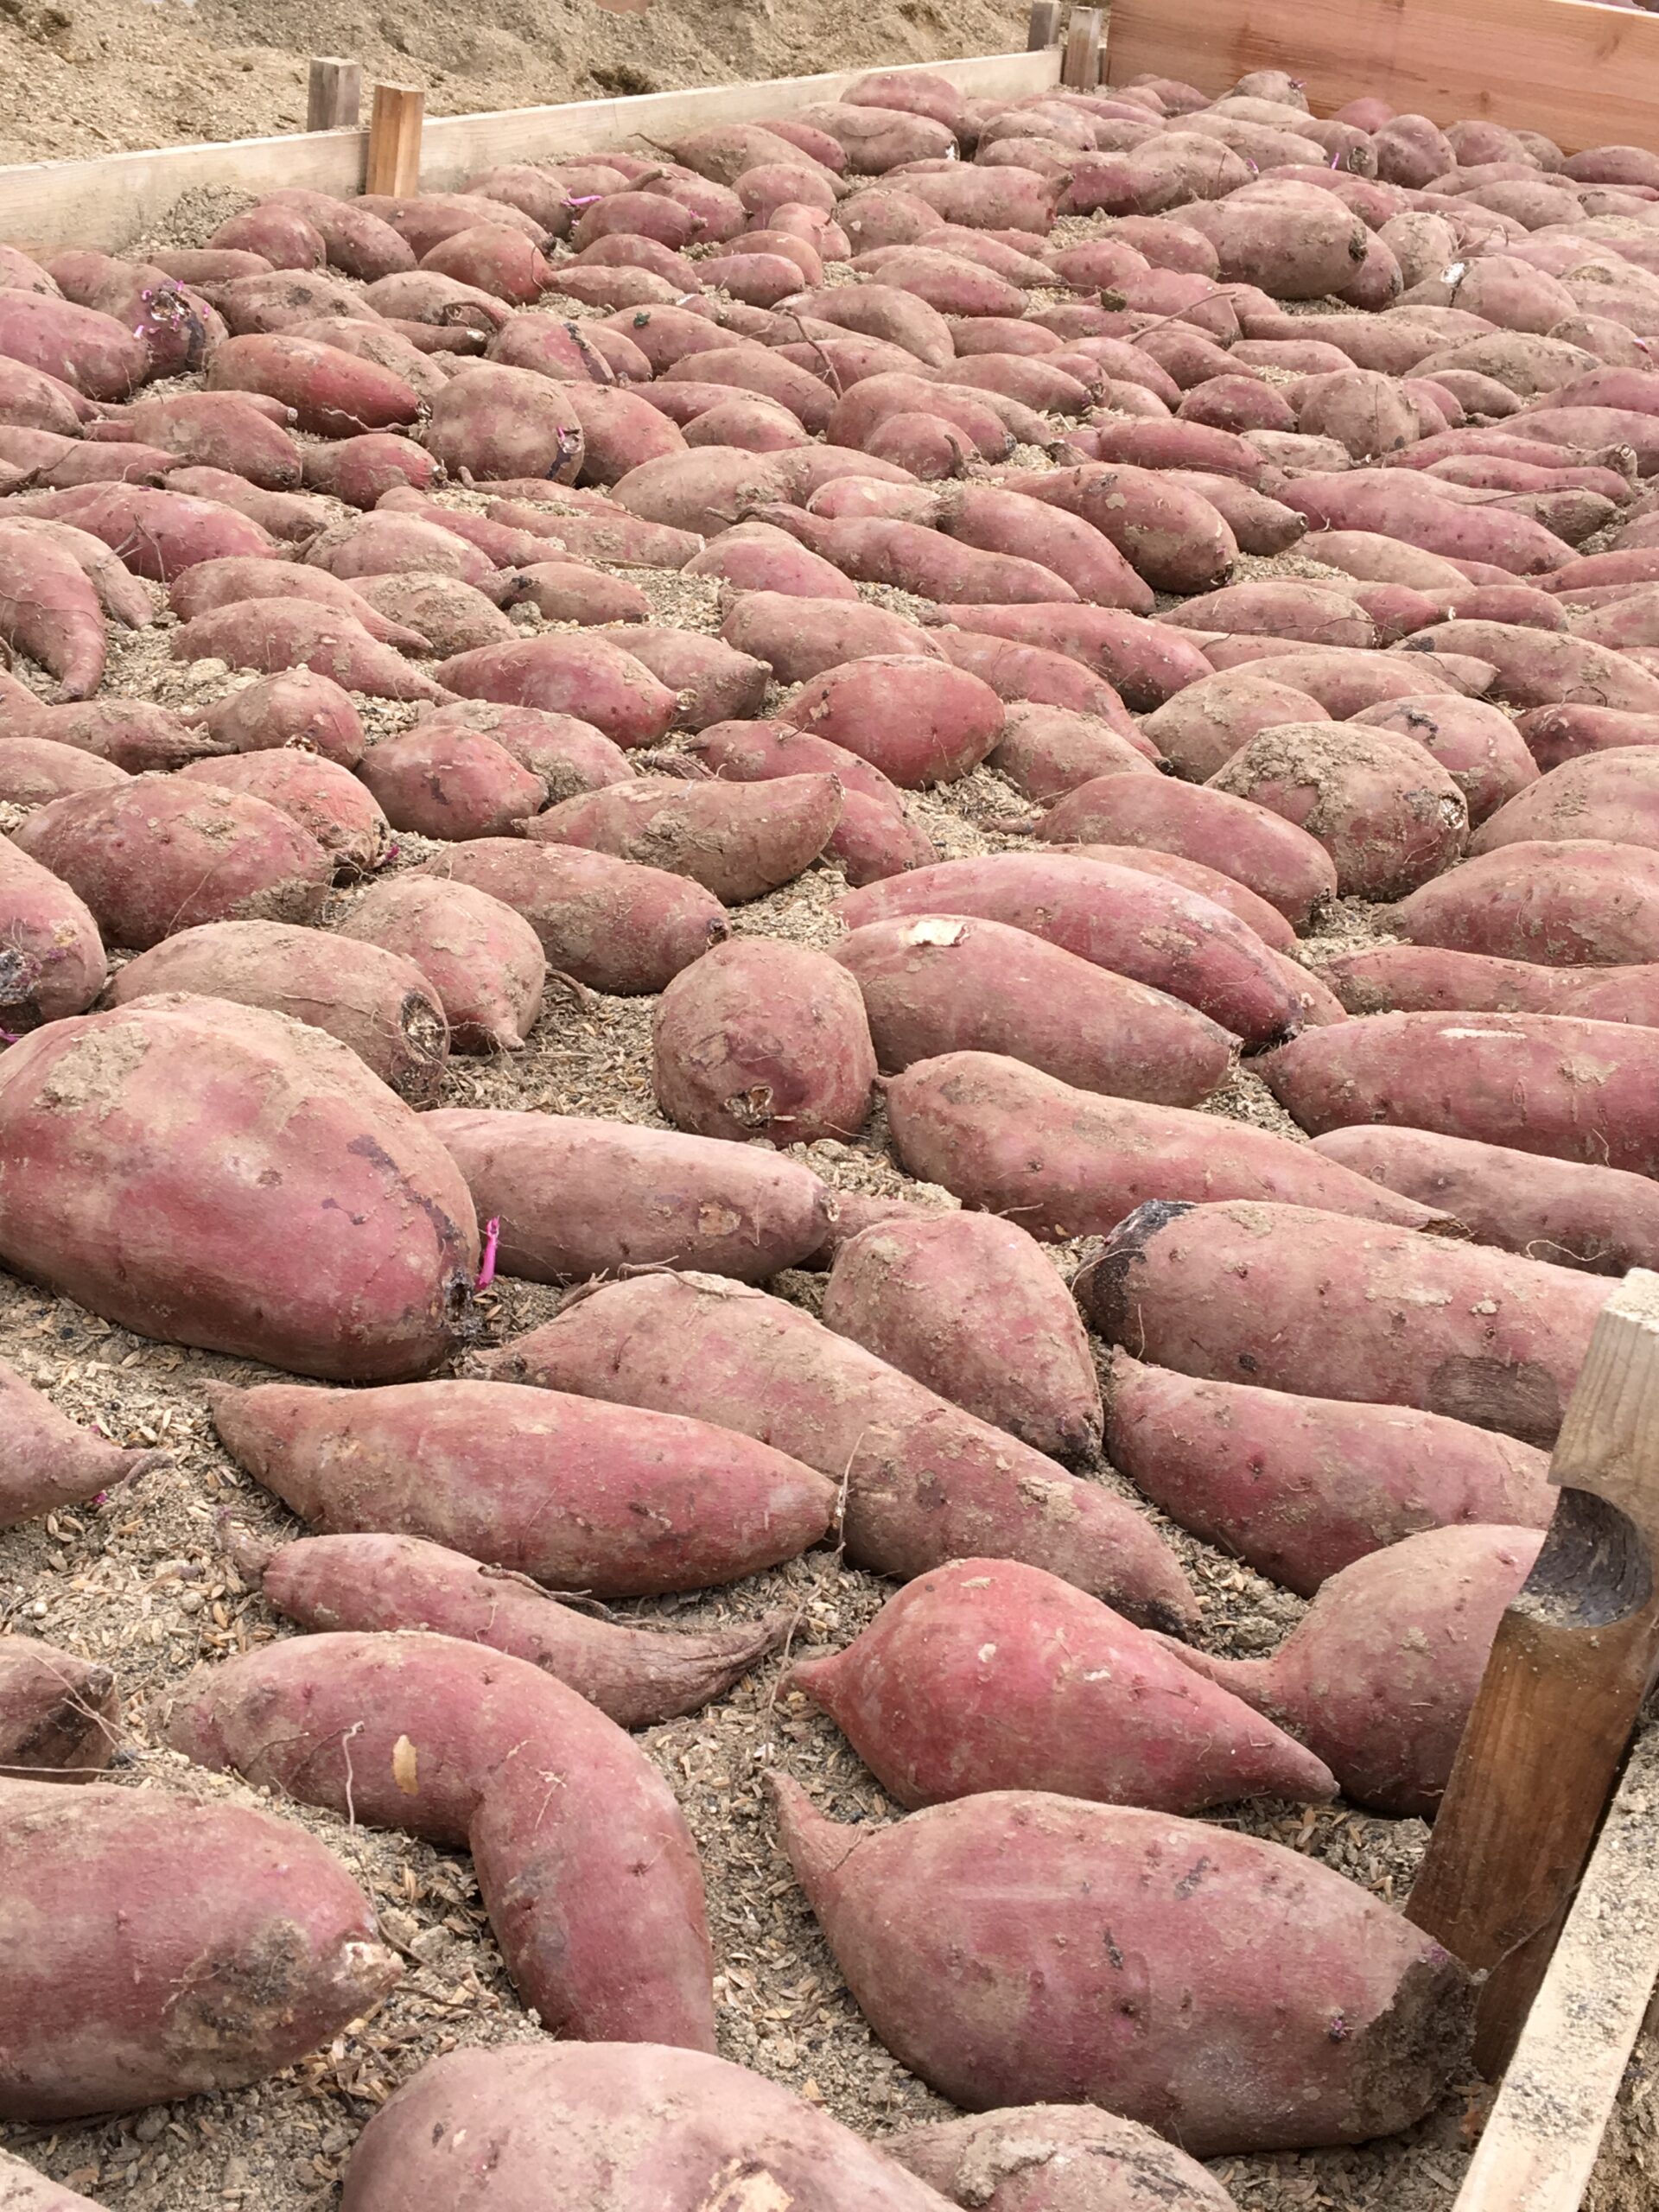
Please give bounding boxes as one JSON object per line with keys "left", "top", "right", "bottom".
{"left": 1104, "top": 0, "right": 1659, "bottom": 156}
{"left": 305, "top": 58, "right": 362, "bottom": 133}
{"left": 365, "top": 83, "right": 425, "bottom": 197}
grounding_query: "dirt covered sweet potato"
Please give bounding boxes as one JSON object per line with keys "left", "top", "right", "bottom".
{"left": 338, "top": 874, "right": 544, "bottom": 1052}
{"left": 478, "top": 1272, "right": 1198, "bottom": 1628}
{"left": 526, "top": 773, "right": 840, "bottom": 903}
{"left": 433, "top": 634, "right": 678, "bottom": 747}
{"left": 777, "top": 653, "right": 1003, "bottom": 787}
{"left": 197, "top": 668, "right": 365, "bottom": 766}
{"left": 0, "top": 1639, "right": 118, "bottom": 1783}
{"left": 0, "top": 833, "right": 106, "bottom": 1027}
{"left": 882, "top": 2106, "right": 1237, "bottom": 2212}
{"left": 174, "top": 748, "right": 391, "bottom": 874}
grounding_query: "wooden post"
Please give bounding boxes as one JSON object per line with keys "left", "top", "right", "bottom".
{"left": 1451, "top": 1726, "right": 1659, "bottom": 2212}
{"left": 1061, "top": 6, "right": 1103, "bottom": 86}
{"left": 1408, "top": 1268, "right": 1659, "bottom": 2076}
{"left": 305, "top": 57, "right": 362, "bottom": 133}
{"left": 365, "top": 83, "right": 424, "bottom": 197}
{"left": 1027, "top": 1, "right": 1064, "bottom": 48}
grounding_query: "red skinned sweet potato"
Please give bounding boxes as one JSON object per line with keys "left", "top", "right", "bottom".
{"left": 1351, "top": 694, "right": 1540, "bottom": 823}
{"left": 11, "top": 778, "right": 331, "bottom": 949}
{"left": 1319, "top": 943, "right": 1659, "bottom": 1026}
{"left": 209, "top": 1376, "right": 834, "bottom": 1596}
{"left": 0, "top": 732, "right": 128, "bottom": 806}
{"left": 422, "top": 837, "right": 726, "bottom": 993}
{"left": 168, "top": 556, "right": 423, "bottom": 649}
{"left": 1397, "top": 837, "right": 1659, "bottom": 964}
{"left": 301, "top": 431, "right": 435, "bottom": 506}
{"left": 338, "top": 874, "right": 544, "bottom": 1052}
{"left": 425, "top": 1104, "right": 834, "bottom": 1279}
{"left": 171, "top": 601, "right": 450, "bottom": 703}
{"left": 1140, "top": 670, "right": 1329, "bottom": 781}
{"left": 411, "top": 699, "right": 632, "bottom": 802}
{"left": 1160, "top": 1525, "right": 1544, "bottom": 1816}
{"left": 207, "top": 334, "right": 422, "bottom": 435}
{"left": 165, "top": 1630, "right": 713, "bottom": 2049}
{"left": 792, "top": 1555, "right": 1334, "bottom": 1809}
{"left": 836, "top": 912, "right": 1236, "bottom": 1106}
{"left": 2, "top": 1357, "right": 164, "bottom": 1529}
{"left": 1060, "top": 843, "right": 1298, "bottom": 957}
{"left": 605, "top": 627, "right": 769, "bottom": 730}
{"left": 107, "top": 921, "right": 447, "bottom": 1103}
{"left": 198, "top": 669, "right": 365, "bottom": 766}
{"left": 772, "top": 1776, "right": 1468, "bottom": 2155}
{"left": 986, "top": 702, "right": 1156, "bottom": 799}
{"left": 359, "top": 724, "right": 547, "bottom": 842}
{"left": 0, "top": 833, "right": 106, "bottom": 1026}
{"left": 837, "top": 854, "right": 1302, "bottom": 1046}
{"left": 480, "top": 1271, "right": 1197, "bottom": 1627}
{"left": 1078, "top": 1197, "right": 1608, "bottom": 1446}
{"left": 172, "top": 750, "right": 391, "bottom": 874}
{"left": 6, "top": 481, "right": 273, "bottom": 582}
{"left": 926, "top": 601, "right": 1216, "bottom": 711}
{"left": 98, "top": 390, "right": 302, "bottom": 488}
{"left": 882, "top": 2106, "right": 1236, "bottom": 2212}
{"left": 717, "top": 591, "right": 942, "bottom": 684}
{"left": 434, "top": 634, "right": 677, "bottom": 746}
{"left": 0, "top": 293, "right": 149, "bottom": 402}
{"left": 929, "top": 627, "right": 1137, "bottom": 720}
{"left": 529, "top": 772, "right": 838, "bottom": 902}
{"left": 0, "top": 1778, "right": 399, "bottom": 2121}
{"left": 779, "top": 653, "right": 1002, "bottom": 786}
{"left": 652, "top": 937, "right": 876, "bottom": 1144}
{"left": 0, "top": 1640, "right": 118, "bottom": 1783}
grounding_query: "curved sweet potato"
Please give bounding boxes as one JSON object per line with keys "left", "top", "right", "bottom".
{"left": 479, "top": 1271, "right": 1198, "bottom": 1628}
{"left": 165, "top": 1631, "right": 714, "bottom": 2049}
{"left": 0, "top": 525, "right": 105, "bottom": 698}
{"left": 0, "top": 997, "right": 477, "bottom": 1378}
{"left": 652, "top": 937, "right": 875, "bottom": 1144}
{"left": 0, "top": 1779, "right": 399, "bottom": 2121}
{"left": 171, "top": 601, "right": 450, "bottom": 702}
{"left": 0, "top": 1641, "right": 118, "bottom": 1783}
{"left": 528, "top": 772, "right": 840, "bottom": 902}
{"left": 338, "top": 873, "right": 544, "bottom": 1052}
{"left": 1319, "top": 943, "right": 1659, "bottom": 1025}
{"left": 207, "top": 334, "right": 422, "bottom": 435}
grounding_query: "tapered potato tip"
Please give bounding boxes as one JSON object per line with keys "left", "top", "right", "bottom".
{"left": 767, "top": 1769, "right": 856, "bottom": 1898}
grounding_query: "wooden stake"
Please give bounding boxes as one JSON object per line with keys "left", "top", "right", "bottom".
{"left": 1451, "top": 1726, "right": 1659, "bottom": 2212}
{"left": 1408, "top": 1268, "right": 1659, "bottom": 2076}
{"left": 1027, "top": 2, "right": 1064, "bottom": 48}
{"left": 305, "top": 57, "right": 362, "bottom": 133}
{"left": 1061, "top": 5, "right": 1103, "bottom": 86}
{"left": 365, "top": 82, "right": 424, "bottom": 197}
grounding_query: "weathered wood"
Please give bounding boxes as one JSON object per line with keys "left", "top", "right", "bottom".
{"left": 0, "top": 50, "right": 1061, "bottom": 254}
{"left": 1408, "top": 1268, "right": 1659, "bottom": 2076}
{"left": 1452, "top": 1726, "right": 1659, "bottom": 2212}
{"left": 1102, "top": 0, "right": 1659, "bottom": 156}
{"left": 1062, "top": 5, "right": 1103, "bottom": 87}
{"left": 365, "top": 82, "right": 425, "bottom": 198}
{"left": 305, "top": 58, "right": 362, "bottom": 133}
{"left": 1027, "top": 2, "right": 1064, "bottom": 48}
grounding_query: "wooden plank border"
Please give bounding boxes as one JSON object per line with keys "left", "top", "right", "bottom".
{"left": 1102, "top": 0, "right": 1659, "bottom": 158}
{"left": 0, "top": 48, "right": 1061, "bottom": 254}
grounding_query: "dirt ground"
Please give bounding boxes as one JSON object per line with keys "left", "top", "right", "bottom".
{"left": 2, "top": 155, "right": 1657, "bottom": 2212}
{"left": 0, "top": 0, "right": 1028, "bottom": 165}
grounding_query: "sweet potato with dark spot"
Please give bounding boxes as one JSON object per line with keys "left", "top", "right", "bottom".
{"left": 0, "top": 1640, "right": 117, "bottom": 1783}
{"left": 1351, "top": 695, "right": 1540, "bottom": 823}
{"left": 338, "top": 874, "right": 543, "bottom": 1052}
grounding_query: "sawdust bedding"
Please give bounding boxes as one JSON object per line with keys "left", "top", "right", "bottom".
{"left": 1, "top": 163, "right": 1654, "bottom": 2212}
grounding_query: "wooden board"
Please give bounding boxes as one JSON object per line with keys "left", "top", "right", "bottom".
{"left": 0, "top": 48, "right": 1060, "bottom": 254}
{"left": 1103, "top": 0, "right": 1659, "bottom": 156}
{"left": 1452, "top": 1724, "right": 1659, "bottom": 2212}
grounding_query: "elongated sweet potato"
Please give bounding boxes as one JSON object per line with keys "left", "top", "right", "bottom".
{"left": 986, "top": 702, "right": 1156, "bottom": 798}
{"left": 0, "top": 997, "right": 476, "bottom": 1378}
{"left": 835, "top": 912, "right": 1236, "bottom": 1105}
{"left": 1397, "top": 837, "right": 1659, "bottom": 964}
{"left": 772, "top": 1777, "right": 1468, "bottom": 2155}
{"left": 340, "top": 2042, "right": 952, "bottom": 2212}
{"left": 1319, "top": 943, "right": 1659, "bottom": 1025}
{"left": 209, "top": 1376, "right": 835, "bottom": 1594}
{"left": 0, "top": 731, "right": 125, "bottom": 806}
{"left": 0, "top": 1778, "right": 399, "bottom": 2120}
{"left": 0, "top": 833, "right": 106, "bottom": 1027}
{"left": 1262, "top": 1008, "right": 1659, "bottom": 1174}
{"left": 0, "top": 525, "right": 105, "bottom": 699}
{"left": 1079, "top": 1198, "right": 1608, "bottom": 1446}
{"left": 479, "top": 1272, "right": 1197, "bottom": 1628}
{"left": 421, "top": 838, "right": 725, "bottom": 993}
{"left": 206, "top": 333, "right": 421, "bottom": 435}
{"left": 359, "top": 724, "right": 546, "bottom": 842}
{"left": 1104, "top": 1347, "right": 1553, "bottom": 1594}
{"left": 652, "top": 937, "right": 875, "bottom": 1144}
{"left": 1466, "top": 748, "right": 1659, "bottom": 859}
{"left": 165, "top": 1630, "right": 713, "bottom": 2049}
{"left": 793, "top": 1554, "right": 1332, "bottom": 1812}
{"left": 822, "top": 1211, "right": 1099, "bottom": 1458}
{"left": 837, "top": 854, "right": 1302, "bottom": 1046}
{"left": 172, "top": 601, "right": 450, "bottom": 703}
{"left": 720, "top": 591, "right": 942, "bottom": 683}
{"left": 425, "top": 1105, "right": 834, "bottom": 1279}
{"left": 925, "top": 601, "right": 1216, "bottom": 711}
{"left": 886, "top": 1050, "right": 1445, "bottom": 1241}
{"left": 0, "top": 293, "right": 149, "bottom": 402}
{"left": 1160, "top": 1525, "right": 1543, "bottom": 1816}
{"left": 883, "top": 2106, "right": 1236, "bottom": 2212}
{"left": 433, "top": 634, "right": 677, "bottom": 746}
{"left": 527, "top": 772, "right": 839, "bottom": 902}
{"left": 108, "top": 921, "right": 447, "bottom": 1103}
{"left": 413, "top": 699, "right": 633, "bottom": 802}
{"left": 0, "top": 1640, "right": 117, "bottom": 1782}
{"left": 337, "top": 874, "right": 543, "bottom": 1052}
{"left": 774, "top": 654, "right": 1003, "bottom": 789}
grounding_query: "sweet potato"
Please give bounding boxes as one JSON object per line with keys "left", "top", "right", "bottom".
{"left": 207, "top": 333, "right": 421, "bottom": 435}
{"left": 821, "top": 1211, "right": 1099, "bottom": 1459}
{"left": 432, "top": 634, "right": 677, "bottom": 746}
{"left": 1402, "top": 619, "right": 1659, "bottom": 710}
{"left": 1280, "top": 471, "right": 1574, "bottom": 573}
{"left": 927, "top": 601, "right": 1216, "bottom": 709}
{"left": 3, "top": 1358, "right": 156, "bottom": 1529}
{"left": 885, "top": 1049, "right": 1444, "bottom": 1240}
{"left": 107, "top": 921, "right": 447, "bottom": 1103}
{"left": 0, "top": 358, "right": 96, "bottom": 436}
{"left": 356, "top": 723, "right": 545, "bottom": 842}
{"left": 340, "top": 2042, "right": 952, "bottom": 2212}
{"left": 1077, "top": 1197, "right": 1608, "bottom": 1446}
{"left": 174, "top": 749, "right": 390, "bottom": 874}
{"left": 1160, "top": 1525, "right": 1543, "bottom": 1815}
{"left": 771, "top": 1776, "right": 1468, "bottom": 2155}
{"left": 0, "top": 833, "right": 106, "bottom": 1026}
{"left": 7, "top": 480, "right": 273, "bottom": 582}
{"left": 301, "top": 430, "right": 435, "bottom": 506}
{"left": 1209, "top": 723, "right": 1468, "bottom": 898}
{"left": 335, "top": 874, "right": 543, "bottom": 1053}
{"left": 198, "top": 668, "right": 365, "bottom": 766}
{"left": 97, "top": 389, "right": 302, "bottom": 488}
{"left": 1005, "top": 463, "right": 1237, "bottom": 596}
{"left": 928, "top": 628, "right": 1136, "bottom": 720}
{"left": 168, "top": 556, "right": 422, "bottom": 649}
{"left": 797, "top": 1552, "right": 1334, "bottom": 1815}
{"left": 527, "top": 772, "right": 837, "bottom": 902}
{"left": 1397, "top": 837, "right": 1659, "bottom": 963}
{"left": 350, "top": 571, "right": 517, "bottom": 658}
{"left": 209, "top": 1376, "right": 833, "bottom": 1596}
{"left": 986, "top": 702, "right": 1156, "bottom": 798}
{"left": 1351, "top": 694, "right": 1540, "bottom": 823}
{"left": 746, "top": 505, "right": 1071, "bottom": 604}
{"left": 480, "top": 1272, "right": 1196, "bottom": 1626}
{"left": 0, "top": 294, "right": 149, "bottom": 402}
{"left": 171, "top": 601, "right": 450, "bottom": 703}
{"left": 0, "top": 1778, "right": 399, "bottom": 2121}
{"left": 838, "top": 853, "right": 1302, "bottom": 1046}
{"left": 652, "top": 938, "right": 875, "bottom": 1144}
{"left": 166, "top": 1630, "right": 713, "bottom": 2048}
{"left": 1263, "top": 1008, "right": 1659, "bottom": 1174}
{"left": 422, "top": 837, "right": 726, "bottom": 993}
{"left": 425, "top": 1103, "right": 834, "bottom": 1281}
{"left": 0, "top": 1641, "right": 118, "bottom": 1783}
{"left": 883, "top": 2106, "right": 1236, "bottom": 2212}
{"left": 1165, "top": 575, "right": 1376, "bottom": 651}
{"left": 605, "top": 628, "right": 770, "bottom": 731}
{"left": 1050, "top": 842, "right": 1300, "bottom": 956}
{"left": 718, "top": 591, "right": 940, "bottom": 683}
{"left": 0, "top": 732, "right": 127, "bottom": 806}
{"left": 1319, "top": 943, "right": 1659, "bottom": 1025}
{"left": 776, "top": 653, "right": 1002, "bottom": 786}
{"left": 1039, "top": 774, "right": 1338, "bottom": 929}
{"left": 1466, "top": 748, "right": 1659, "bottom": 859}
{"left": 1140, "top": 670, "right": 1329, "bottom": 781}
{"left": 835, "top": 912, "right": 1236, "bottom": 1106}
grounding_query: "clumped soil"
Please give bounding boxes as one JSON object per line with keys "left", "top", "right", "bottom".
{"left": 1, "top": 153, "right": 1654, "bottom": 2212}
{"left": 0, "top": 0, "right": 1027, "bottom": 165}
